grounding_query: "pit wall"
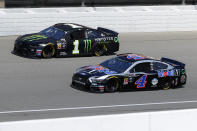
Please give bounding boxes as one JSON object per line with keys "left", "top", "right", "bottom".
{"left": 1, "top": 5, "right": 197, "bottom": 36}
{"left": 0, "top": 108, "right": 197, "bottom": 131}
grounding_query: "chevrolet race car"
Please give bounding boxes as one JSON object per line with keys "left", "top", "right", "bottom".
{"left": 72, "top": 53, "right": 187, "bottom": 93}
{"left": 13, "top": 23, "right": 119, "bottom": 58}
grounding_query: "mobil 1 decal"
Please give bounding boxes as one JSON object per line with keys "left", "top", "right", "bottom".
{"left": 157, "top": 69, "right": 176, "bottom": 77}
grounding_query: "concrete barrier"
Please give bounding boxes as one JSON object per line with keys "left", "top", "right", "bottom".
{"left": 0, "top": 5, "right": 197, "bottom": 36}
{"left": 0, "top": 108, "right": 197, "bottom": 131}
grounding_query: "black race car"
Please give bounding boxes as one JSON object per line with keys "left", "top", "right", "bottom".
{"left": 13, "top": 23, "right": 119, "bottom": 58}
{"left": 72, "top": 53, "right": 187, "bottom": 93}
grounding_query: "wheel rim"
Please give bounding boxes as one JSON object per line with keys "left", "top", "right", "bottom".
{"left": 94, "top": 44, "right": 107, "bottom": 56}
{"left": 163, "top": 82, "right": 170, "bottom": 90}
{"left": 42, "top": 45, "right": 55, "bottom": 58}
{"left": 106, "top": 79, "right": 118, "bottom": 92}
{"left": 180, "top": 75, "right": 186, "bottom": 84}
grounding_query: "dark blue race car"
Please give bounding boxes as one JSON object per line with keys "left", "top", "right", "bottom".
{"left": 72, "top": 53, "right": 187, "bottom": 93}
{"left": 13, "top": 23, "right": 119, "bottom": 58}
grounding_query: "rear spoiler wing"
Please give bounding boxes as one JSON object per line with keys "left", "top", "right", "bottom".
{"left": 97, "top": 27, "right": 118, "bottom": 36}
{"left": 161, "top": 57, "right": 185, "bottom": 68}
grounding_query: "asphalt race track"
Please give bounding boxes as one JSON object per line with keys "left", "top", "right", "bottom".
{"left": 0, "top": 32, "right": 197, "bottom": 122}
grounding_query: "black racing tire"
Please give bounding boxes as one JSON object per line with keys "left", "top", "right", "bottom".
{"left": 162, "top": 81, "right": 171, "bottom": 90}
{"left": 42, "top": 45, "right": 55, "bottom": 58}
{"left": 105, "top": 79, "right": 119, "bottom": 93}
{"left": 94, "top": 44, "right": 107, "bottom": 56}
{"left": 179, "top": 74, "right": 187, "bottom": 85}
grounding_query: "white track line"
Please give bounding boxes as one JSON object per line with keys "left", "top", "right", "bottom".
{"left": 0, "top": 100, "right": 197, "bottom": 114}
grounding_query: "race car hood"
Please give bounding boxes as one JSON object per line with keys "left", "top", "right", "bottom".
{"left": 16, "top": 33, "right": 55, "bottom": 46}
{"left": 76, "top": 65, "right": 117, "bottom": 77}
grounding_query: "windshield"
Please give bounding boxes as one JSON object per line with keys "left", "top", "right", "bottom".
{"left": 100, "top": 58, "right": 133, "bottom": 73}
{"left": 40, "top": 27, "right": 64, "bottom": 40}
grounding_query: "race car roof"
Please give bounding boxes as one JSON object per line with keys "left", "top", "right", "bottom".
{"left": 54, "top": 23, "right": 92, "bottom": 31}
{"left": 117, "top": 53, "right": 154, "bottom": 62}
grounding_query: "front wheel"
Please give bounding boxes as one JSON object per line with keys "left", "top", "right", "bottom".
{"left": 42, "top": 45, "right": 55, "bottom": 58}
{"left": 105, "top": 79, "right": 119, "bottom": 93}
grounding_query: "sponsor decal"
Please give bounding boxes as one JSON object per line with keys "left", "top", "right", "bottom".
{"left": 59, "top": 52, "right": 67, "bottom": 56}
{"left": 127, "top": 54, "right": 145, "bottom": 60}
{"left": 95, "top": 37, "right": 113, "bottom": 42}
{"left": 36, "top": 49, "right": 42, "bottom": 56}
{"left": 182, "top": 69, "right": 186, "bottom": 74}
{"left": 89, "top": 65, "right": 117, "bottom": 74}
{"left": 157, "top": 70, "right": 175, "bottom": 77}
{"left": 62, "top": 44, "right": 66, "bottom": 48}
{"left": 128, "top": 77, "right": 133, "bottom": 82}
{"left": 24, "top": 35, "right": 47, "bottom": 42}
{"left": 114, "top": 37, "right": 118, "bottom": 43}
{"left": 123, "top": 78, "right": 129, "bottom": 85}
{"left": 84, "top": 39, "right": 91, "bottom": 53}
{"left": 98, "top": 41, "right": 111, "bottom": 44}
{"left": 151, "top": 78, "right": 158, "bottom": 86}
{"left": 57, "top": 44, "right": 62, "bottom": 49}
{"left": 57, "top": 39, "right": 67, "bottom": 49}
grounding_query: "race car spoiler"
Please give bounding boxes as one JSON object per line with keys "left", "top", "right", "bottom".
{"left": 97, "top": 27, "right": 118, "bottom": 36}
{"left": 161, "top": 57, "right": 185, "bottom": 68}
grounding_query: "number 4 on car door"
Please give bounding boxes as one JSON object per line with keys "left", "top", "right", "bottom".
{"left": 135, "top": 74, "right": 147, "bottom": 88}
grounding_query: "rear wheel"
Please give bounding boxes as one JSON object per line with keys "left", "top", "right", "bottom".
{"left": 94, "top": 44, "right": 107, "bottom": 56}
{"left": 42, "top": 44, "right": 55, "bottom": 58}
{"left": 162, "top": 82, "right": 171, "bottom": 90}
{"left": 179, "top": 74, "right": 187, "bottom": 85}
{"left": 105, "top": 79, "right": 119, "bottom": 93}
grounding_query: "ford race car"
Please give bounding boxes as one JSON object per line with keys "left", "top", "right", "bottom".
{"left": 72, "top": 53, "right": 187, "bottom": 93}
{"left": 13, "top": 23, "right": 119, "bottom": 58}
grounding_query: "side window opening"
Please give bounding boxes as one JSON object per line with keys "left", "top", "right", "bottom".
{"left": 87, "top": 30, "right": 103, "bottom": 38}
{"left": 130, "top": 62, "right": 151, "bottom": 73}
{"left": 153, "top": 62, "right": 168, "bottom": 70}
{"left": 70, "top": 30, "right": 85, "bottom": 39}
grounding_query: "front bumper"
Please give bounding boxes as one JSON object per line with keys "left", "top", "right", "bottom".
{"left": 90, "top": 83, "right": 105, "bottom": 93}
{"left": 72, "top": 73, "right": 105, "bottom": 93}
{"left": 13, "top": 41, "right": 41, "bottom": 58}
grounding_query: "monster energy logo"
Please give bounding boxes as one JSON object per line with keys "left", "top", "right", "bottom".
{"left": 84, "top": 40, "right": 91, "bottom": 53}
{"left": 23, "top": 35, "right": 48, "bottom": 42}
{"left": 182, "top": 69, "right": 186, "bottom": 74}
{"left": 114, "top": 37, "right": 118, "bottom": 43}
